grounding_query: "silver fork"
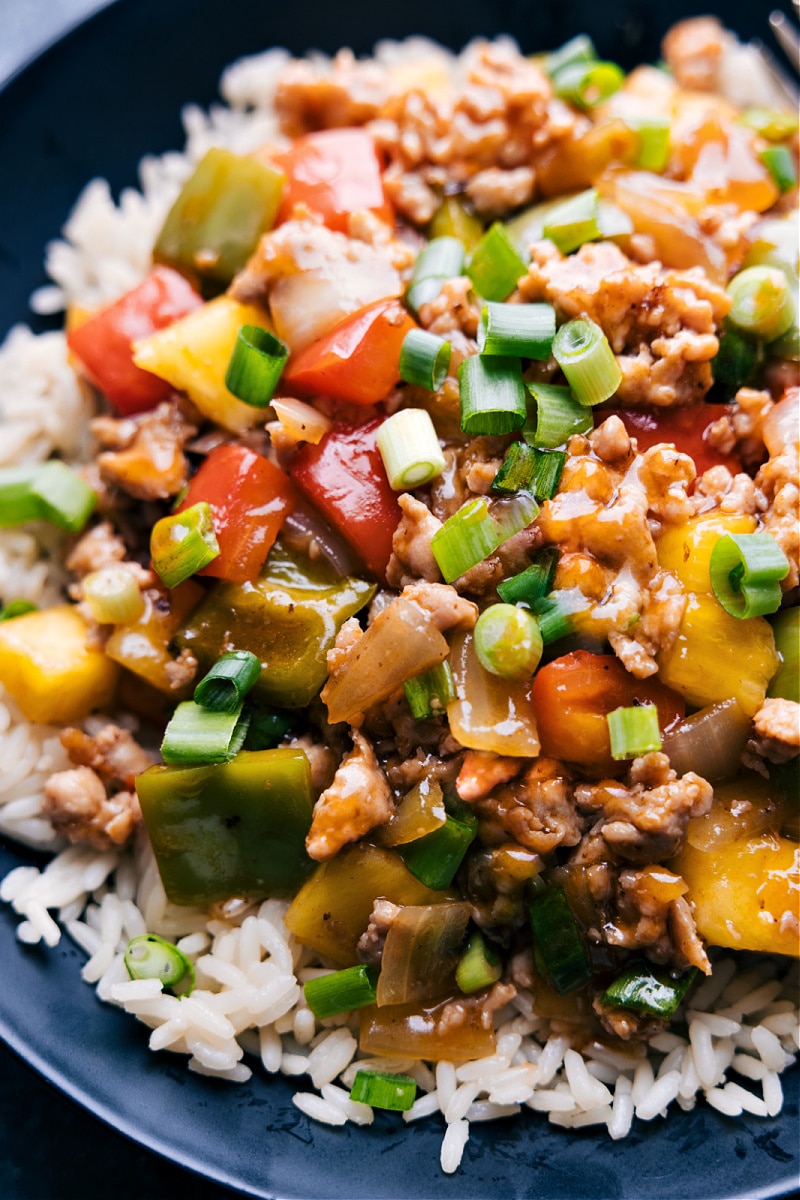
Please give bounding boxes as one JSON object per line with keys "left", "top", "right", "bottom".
{"left": 752, "top": 8, "right": 800, "bottom": 109}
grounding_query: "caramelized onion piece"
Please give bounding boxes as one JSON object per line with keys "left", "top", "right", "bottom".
{"left": 661, "top": 698, "right": 751, "bottom": 782}
{"left": 376, "top": 902, "right": 471, "bottom": 1007}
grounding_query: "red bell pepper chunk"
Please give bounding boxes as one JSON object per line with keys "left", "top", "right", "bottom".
{"left": 284, "top": 299, "right": 416, "bottom": 407}
{"left": 608, "top": 405, "right": 742, "bottom": 478}
{"left": 177, "top": 445, "right": 293, "bottom": 583}
{"left": 290, "top": 419, "right": 401, "bottom": 579}
{"left": 276, "top": 129, "right": 393, "bottom": 233}
{"left": 67, "top": 266, "right": 203, "bottom": 416}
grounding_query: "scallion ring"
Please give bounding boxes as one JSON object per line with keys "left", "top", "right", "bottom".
{"left": 474, "top": 603, "right": 543, "bottom": 680}
{"left": 150, "top": 501, "right": 220, "bottom": 588}
{"left": 398, "top": 329, "right": 452, "bottom": 391}
{"left": 375, "top": 408, "right": 446, "bottom": 490}
{"left": 459, "top": 354, "right": 527, "bottom": 436}
{"left": 524, "top": 381, "right": 594, "bottom": 447}
{"left": 349, "top": 1070, "right": 417, "bottom": 1112}
{"left": 466, "top": 222, "right": 529, "bottom": 302}
{"left": 542, "top": 188, "right": 603, "bottom": 255}
{"left": 477, "top": 301, "right": 556, "bottom": 359}
{"left": 124, "top": 933, "right": 195, "bottom": 996}
{"left": 607, "top": 704, "right": 662, "bottom": 760}
{"left": 552, "top": 60, "right": 625, "bottom": 109}
{"left": 726, "top": 267, "right": 796, "bottom": 343}
{"left": 161, "top": 700, "right": 251, "bottom": 765}
{"left": 194, "top": 650, "right": 262, "bottom": 713}
{"left": 709, "top": 532, "right": 789, "bottom": 619}
{"left": 225, "top": 324, "right": 289, "bottom": 407}
{"left": 552, "top": 318, "right": 621, "bottom": 406}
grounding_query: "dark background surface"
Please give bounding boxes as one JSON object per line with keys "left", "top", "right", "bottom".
{"left": 0, "top": 2, "right": 798, "bottom": 1199}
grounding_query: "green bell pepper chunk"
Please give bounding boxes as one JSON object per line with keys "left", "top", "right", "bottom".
{"left": 428, "top": 195, "right": 483, "bottom": 252}
{"left": 768, "top": 607, "right": 799, "bottom": 702}
{"left": 153, "top": 147, "right": 285, "bottom": 291}
{"left": 136, "top": 747, "right": 314, "bottom": 905}
{"left": 177, "top": 540, "right": 375, "bottom": 708}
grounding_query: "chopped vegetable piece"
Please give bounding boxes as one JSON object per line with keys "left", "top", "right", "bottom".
{"left": 530, "top": 592, "right": 582, "bottom": 645}
{"left": 194, "top": 650, "right": 261, "bottom": 713}
{"left": 349, "top": 1070, "right": 417, "bottom": 1111}
{"left": 224, "top": 324, "right": 289, "bottom": 406}
{"left": 759, "top": 146, "right": 797, "bottom": 194}
{"left": 709, "top": 532, "right": 789, "bottom": 619}
{"left": 607, "top": 703, "right": 662, "bottom": 760}
{"left": 430, "top": 497, "right": 499, "bottom": 583}
{"left": 726, "top": 266, "right": 796, "bottom": 343}
{"left": 376, "top": 408, "right": 446, "bottom": 489}
{"left": 82, "top": 566, "right": 145, "bottom": 625}
{"left": 477, "top": 301, "right": 555, "bottom": 359}
{"left": 447, "top": 630, "right": 541, "bottom": 758}
{"left": 529, "top": 888, "right": 591, "bottom": 994}
{"left": 768, "top": 608, "right": 800, "bottom": 702}
{"left": 428, "top": 196, "right": 483, "bottom": 251}
{"left": 124, "top": 933, "right": 195, "bottom": 996}
{"left": 542, "top": 188, "right": 603, "bottom": 254}
{"left": 661, "top": 698, "right": 752, "bottom": 783}
{"left": 374, "top": 777, "right": 447, "bottom": 847}
{"left": 466, "top": 222, "right": 528, "bottom": 302}
{"left": 66, "top": 267, "right": 204, "bottom": 415}
{"left": 459, "top": 354, "right": 527, "bottom": 436}
{"left": 492, "top": 444, "right": 565, "bottom": 499}
{"left": 740, "top": 108, "right": 799, "bottom": 142}
{"left": 713, "top": 329, "right": 759, "bottom": 390}
{"left": 270, "top": 397, "right": 331, "bottom": 446}
{"left": 524, "top": 382, "right": 594, "bottom": 447}
{"left": 401, "top": 811, "right": 477, "bottom": 890}
{"left": 136, "top": 747, "right": 315, "bottom": 905}
{"left": 456, "top": 930, "right": 502, "bottom": 995}
{"left": 411, "top": 236, "right": 465, "bottom": 287}
{"left": 245, "top": 705, "right": 296, "bottom": 751}
{"left": 105, "top": 580, "right": 203, "bottom": 699}
{"left": 552, "top": 60, "right": 625, "bottom": 110}
{"left": 543, "top": 34, "right": 597, "bottom": 78}
{"left": 160, "top": 699, "right": 250, "bottom": 765}
{"left": 150, "top": 501, "right": 220, "bottom": 588}
{"left": 474, "top": 603, "right": 543, "bottom": 680}
{"left": 624, "top": 116, "right": 670, "bottom": 173}
{"left": 0, "top": 600, "right": 37, "bottom": 622}
{"left": 600, "top": 963, "right": 696, "bottom": 1018}
{"left": 497, "top": 547, "right": 560, "bottom": 605}
{"left": 153, "top": 147, "right": 285, "bottom": 289}
{"left": 403, "top": 661, "right": 455, "bottom": 720}
{"left": 303, "top": 965, "right": 379, "bottom": 1019}
{"left": 275, "top": 128, "right": 391, "bottom": 233}
{"left": 552, "top": 319, "right": 621, "bottom": 406}
{"left": 0, "top": 462, "right": 96, "bottom": 534}
{"left": 376, "top": 902, "right": 471, "bottom": 1007}
{"left": 359, "top": 997, "right": 496, "bottom": 1063}
{"left": 398, "top": 328, "right": 452, "bottom": 391}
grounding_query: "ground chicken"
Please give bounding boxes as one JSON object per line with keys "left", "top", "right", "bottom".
{"left": 305, "top": 730, "right": 393, "bottom": 861}
{"left": 356, "top": 897, "right": 402, "bottom": 966}
{"left": 662, "top": 16, "right": 725, "bottom": 92}
{"left": 456, "top": 750, "right": 525, "bottom": 801}
{"left": 93, "top": 402, "right": 197, "bottom": 501}
{"left": 754, "top": 389, "right": 800, "bottom": 591}
{"left": 386, "top": 493, "right": 444, "bottom": 589}
{"left": 275, "top": 48, "right": 391, "bottom": 136}
{"left": 60, "top": 723, "right": 154, "bottom": 788}
{"left": 706, "top": 387, "right": 773, "bottom": 470}
{"left": 43, "top": 766, "right": 140, "bottom": 851}
{"left": 749, "top": 698, "right": 800, "bottom": 765}
{"left": 469, "top": 757, "right": 582, "bottom": 854}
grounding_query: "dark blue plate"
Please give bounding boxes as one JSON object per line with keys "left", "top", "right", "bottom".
{"left": 0, "top": 1, "right": 798, "bottom": 1197}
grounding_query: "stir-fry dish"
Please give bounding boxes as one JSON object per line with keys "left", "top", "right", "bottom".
{"left": 0, "top": 16, "right": 798, "bottom": 1174}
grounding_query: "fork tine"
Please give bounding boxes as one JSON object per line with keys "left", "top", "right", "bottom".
{"left": 769, "top": 9, "right": 800, "bottom": 74}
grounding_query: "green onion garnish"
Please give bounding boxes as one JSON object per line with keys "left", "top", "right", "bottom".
{"left": 466, "top": 222, "right": 529, "bottom": 302}
{"left": 552, "top": 60, "right": 625, "bottom": 110}
{"left": 709, "top": 532, "right": 789, "bottom": 619}
{"left": 552, "top": 318, "right": 621, "bottom": 406}
{"left": 150, "top": 501, "right": 220, "bottom": 588}
{"left": 488, "top": 490, "right": 540, "bottom": 542}
{"left": 530, "top": 591, "right": 581, "bottom": 644}
{"left": 492, "top": 443, "right": 566, "bottom": 499}
{"left": 624, "top": 116, "right": 670, "bottom": 173}
{"left": 524, "top": 381, "right": 593, "bottom": 447}
{"left": 161, "top": 700, "right": 250, "bottom": 765}
{"left": 0, "top": 462, "right": 96, "bottom": 534}
{"left": 607, "top": 703, "right": 662, "bottom": 760}
{"left": 768, "top": 608, "right": 800, "bottom": 703}
{"left": 375, "top": 408, "right": 446, "bottom": 490}
{"left": 459, "top": 354, "right": 527, "bottom": 435}
{"left": 349, "top": 1070, "right": 417, "bottom": 1112}
{"left": 740, "top": 108, "right": 799, "bottom": 142}
{"left": 303, "top": 965, "right": 378, "bottom": 1020}
{"left": 726, "top": 266, "right": 797, "bottom": 343}
{"left": 0, "top": 599, "right": 38, "bottom": 622}
{"left": 399, "top": 329, "right": 452, "bottom": 391}
{"left": 713, "top": 328, "right": 759, "bottom": 390}
{"left": 412, "top": 236, "right": 465, "bottom": 287}
{"left": 600, "top": 962, "right": 697, "bottom": 1018}
{"left": 477, "top": 301, "right": 556, "bottom": 359}
{"left": 194, "top": 650, "right": 261, "bottom": 713}
{"left": 403, "top": 660, "right": 455, "bottom": 719}
{"left": 82, "top": 566, "right": 145, "bottom": 625}
{"left": 455, "top": 930, "right": 502, "bottom": 995}
{"left": 497, "top": 547, "right": 560, "bottom": 605}
{"left": 430, "top": 492, "right": 539, "bottom": 583}
{"left": 224, "top": 324, "right": 289, "bottom": 407}
{"left": 543, "top": 33, "right": 597, "bottom": 78}
{"left": 474, "top": 603, "right": 543, "bottom": 680}
{"left": 529, "top": 887, "right": 591, "bottom": 995}
{"left": 543, "top": 188, "right": 603, "bottom": 255}
{"left": 405, "top": 276, "right": 446, "bottom": 315}
{"left": 759, "top": 145, "right": 798, "bottom": 194}
{"left": 124, "top": 933, "right": 195, "bottom": 996}
{"left": 401, "top": 810, "right": 477, "bottom": 890}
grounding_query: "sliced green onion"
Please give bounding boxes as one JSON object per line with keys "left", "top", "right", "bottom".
{"left": 543, "top": 188, "right": 602, "bottom": 255}
{"left": 376, "top": 408, "right": 446, "bottom": 490}
{"left": 303, "top": 965, "right": 378, "bottom": 1019}
{"left": 474, "top": 603, "right": 543, "bottom": 680}
{"left": 624, "top": 116, "right": 670, "bottom": 173}
{"left": 770, "top": 321, "right": 800, "bottom": 361}
{"left": 530, "top": 593, "right": 576, "bottom": 644}
{"left": 405, "top": 276, "right": 445, "bottom": 315}
{"left": 466, "top": 222, "right": 528, "bottom": 302}
{"left": 456, "top": 930, "right": 502, "bottom": 995}
{"left": 497, "top": 547, "right": 560, "bottom": 605}
{"left": 245, "top": 705, "right": 295, "bottom": 751}
{"left": 713, "top": 328, "right": 759, "bottom": 390}
{"left": 607, "top": 704, "right": 662, "bottom": 760}
{"left": 740, "top": 108, "right": 799, "bottom": 142}
{"left": 194, "top": 650, "right": 261, "bottom": 712}
{"left": 727, "top": 266, "right": 796, "bottom": 343}
{"left": 552, "top": 318, "right": 621, "bottom": 406}
{"left": 411, "top": 236, "right": 465, "bottom": 286}
{"left": 401, "top": 810, "right": 477, "bottom": 889}
{"left": 552, "top": 60, "right": 625, "bottom": 110}
{"left": 768, "top": 608, "right": 800, "bottom": 702}
{"left": 529, "top": 887, "right": 591, "bottom": 995}
{"left": 0, "top": 462, "right": 96, "bottom": 533}
{"left": 403, "top": 660, "right": 455, "bottom": 719}
{"left": 430, "top": 497, "right": 500, "bottom": 583}
{"left": 489, "top": 491, "right": 539, "bottom": 542}
{"left": 543, "top": 34, "right": 597, "bottom": 78}
{"left": 399, "top": 329, "right": 452, "bottom": 391}
{"left": 525, "top": 382, "right": 594, "bottom": 447}
{"left": 491, "top": 442, "right": 541, "bottom": 495}
{"left": 477, "top": 301, "right": 555, "bottom": 359}
{"left": 161, "top": 700, "right": 250, "bottom": 765}
{"left": 0, "top": 599, "right": 38, "bottom": 622}
{"left": 600, "top": 962, "right": 697, "bottom": 1018}
{"left": 459, "top": 354, "right": 527, "bottom": 435}
{"left": 124, "top": 933, "right": 195, "bottom": 996}
{"left": 82, "top": 566, "right": 145, "bottom": 625}
{"left": 759, "top": 145, "right": 798, "bottom": 194}
{"left": 150, "top": 501, "right": 220, "bottom": 588}
{"left": 349, "top": 1070, "right": 417, "bottom": 1112}
{"left": 709, "top": 532, "right": 789, "bottom": 619}
{"left": 224, "top": 324, "right": 289, "bottom": 407}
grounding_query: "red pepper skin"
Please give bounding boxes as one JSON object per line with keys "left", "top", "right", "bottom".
{"left": 608, "top": 405, "right": 742, "bottom": 478}
{"left": 290, "top": 419, "right": 401, "bottom": 579}
{"left": 276, "top": 129, "right": 393, "bottom": 233}
{"left": 67, "top": 267, "right": 203, "bottom": 416}
{"left": 283, "top": 299, "right": 416, "bottom": 407}
{"left": 178, "top": 445, "right": 293, "bottom": 583}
